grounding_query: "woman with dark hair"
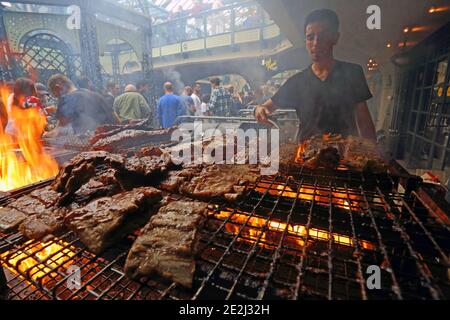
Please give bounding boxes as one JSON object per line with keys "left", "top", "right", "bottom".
{"left": 6, "top": 78, "right": 44, "bottom": 136}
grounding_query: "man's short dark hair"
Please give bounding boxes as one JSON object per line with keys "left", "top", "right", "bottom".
{"left": 48, "top": 74, "right": 74, "bottom": 90}
{"left": 304, "top": 9, "right": 340, "bottom": 33}
{"left": 106, "top": 81, "right": 117, "bottom": 90}
{"left": 164, "top": 82, "right": 173, "bottom": 91}
{"left": 210, "top": 77, "right": 221, "bottom": 86}
{"left": 77, "top": 76, "right": 92, "bottom": 89}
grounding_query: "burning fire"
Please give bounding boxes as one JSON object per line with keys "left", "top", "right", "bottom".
{"left": 1, "top": 239, "right": 76, "bottom": 283}
{"left": 295, "top": 133, "right": 343, "bottom": 164}
{"left": 216, "top": 211, "right": 374, "bottom": 251}
{"left": 0, "top": 86, "right": 58, "bottom": 192}
{"left": 256, "top": 183, "right": 362, "bottom": 211}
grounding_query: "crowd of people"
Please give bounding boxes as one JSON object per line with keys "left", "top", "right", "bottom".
{"left": 0, "top": 73, "right": 281, "bottom": 138}
{"left": 0, "top": 75, "right": 150, "bottom": 137}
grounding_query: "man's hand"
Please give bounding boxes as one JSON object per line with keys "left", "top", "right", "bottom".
{"left": 254, "top": 99, "right": 277, "bottom": 126}
{"left": 255, "top": 105, "right": 274, "bottom": 126}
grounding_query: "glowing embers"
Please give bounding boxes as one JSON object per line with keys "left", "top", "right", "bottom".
{"left": 0, "top": 86, "right": 59, "bottom": 192}
{"left": 255, "top": 180, "right": 376, "bottom": 212}
{"left": 214, "top": 210, "right": 375, "bottom": 251}
{"left": 0, "top": 235, "right": 142, "bottom": 300}
{"left": 1, "top": 238, "right": 76, "bottom": 284}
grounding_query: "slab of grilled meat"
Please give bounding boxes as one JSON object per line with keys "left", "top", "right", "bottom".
{"left": 0, "top": 186, "right": 67, "bottom": 239}
{"left": 0, "top": 208, "right": 28, "bottom": 233}
{"left": 92, "top": 128, "right": 174, "bottom": 153}
{"left": 4, "top": 148, "right": 171, "bottom": 239}
{"left": 65, "top": 187, "right": 162, "bottom": 254}
{"left": 299, "top": 134, "right": 344, "bottom": 170}
{"left": 279, "top": 135, "right": 386, "bottom": 173}
{"left": 90, "top": 119, "right": 153, "bottom": 145}
{"left": 53, "top": 150, "right": 173, "bottom": 206}
{"left": 342, "top": 136, "right": 387, "bottom": 173}
{"left": 179, "top": 164, "right": 260, "bottom": 202}
{"left": 125, "top": 200, "right": 209, "bottom": 288}
{"left": 159, "top": 165, "right": 203, "bottom": 193}
{"left": 159, "top": 164, "right": 260, "bottom": 201}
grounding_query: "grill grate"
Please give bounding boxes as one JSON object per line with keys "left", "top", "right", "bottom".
{"left": 1, "top": 170, "right": 449, "bottom": 300}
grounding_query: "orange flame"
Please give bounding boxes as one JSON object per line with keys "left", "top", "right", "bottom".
{"left": 215, "top": 210, "right": 374, "bottom": 251}
{"left": 0, "top": 85, "right": 58, "bottom": 192}
{"left": 1, "top": 239, "right": 76, "bottom": 283}
{"left": 256, "top": 183, "right": 363, "bottom": 211}
{"left": 295, "top": 134, "right": 343, "bottom": 164}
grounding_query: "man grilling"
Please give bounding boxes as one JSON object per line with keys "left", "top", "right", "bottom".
{"left": 255, "top": 9, "right": 377, "bottom": 143}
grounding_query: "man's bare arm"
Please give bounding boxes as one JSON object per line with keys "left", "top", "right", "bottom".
{"left": 355, "top": 102, "right": 377, "bottom": 143}
{"left": 254, "top": 99, "right": 278, "bottom": 125}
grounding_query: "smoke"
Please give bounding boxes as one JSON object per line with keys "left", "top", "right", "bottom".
{"left": 160, "top": 67, "right": 185, "bottom": 94}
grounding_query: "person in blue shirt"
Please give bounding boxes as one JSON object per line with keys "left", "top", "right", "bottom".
{"left": 157, "top": 82, "right": 185, "bottom": 128}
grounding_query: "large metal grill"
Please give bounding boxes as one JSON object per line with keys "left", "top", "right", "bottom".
{"left": 1, "top": 167, "right": 449, "bottom": 300}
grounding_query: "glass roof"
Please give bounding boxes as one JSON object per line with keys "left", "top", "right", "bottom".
{"left": 113, "top": 0, "right": 241, "bottom": 16}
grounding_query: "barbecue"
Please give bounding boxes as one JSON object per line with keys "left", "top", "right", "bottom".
{"left": 0, "top": 142, "right": 449, "bottom": 300}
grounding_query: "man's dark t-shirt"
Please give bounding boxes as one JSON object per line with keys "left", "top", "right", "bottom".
{"left": 56, "top": 90, "right": 116, "bottom": 134}
{"left": 272, "top": 60, "right": 373, "bottom": 141}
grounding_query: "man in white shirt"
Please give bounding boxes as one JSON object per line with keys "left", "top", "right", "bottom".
{"left": 191, "top": 83, "right": 202, "bottom": 115}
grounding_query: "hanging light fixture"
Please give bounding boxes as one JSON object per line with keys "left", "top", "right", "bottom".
{"left": 367, "top": 58, "right": 379, "bottom": 71}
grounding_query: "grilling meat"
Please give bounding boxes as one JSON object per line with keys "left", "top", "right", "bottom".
{"left": 73, "top": 168, "right": 125, "bottom": 204}
{"left": 301, "top": 135, "right": 386, "bottom": 172}
{"left": 277, "top": 143, "right": 303, "bottom": 173}
{"left": 343, "top": 136, "right": 387, "bottom": 173}
{"left": 53, "top": 152, "right": 125, "bottom": 194}
{"left": 65, "top": 187, "right": 162, "bottom": 254}
{"left": 160, "top": 163, "right": 257, "bottom": 201}
{"left": 159, "top": 165, "right": 203, "bottom": 193}
{"left": 124, "top": 154, "right": 174, "bottom": 179}
{"left": 7, "top": 195, "right": 48, "bottom": 216}
{"left": 92, "top": 128, "right": 174, "bottom": 153}
{"left": 19, "top": 209, "right": 68, "bottom": 241}
{"left": 136, "top": 146, "right": 165, "bottom": 158}
{"left": 0, "top": 208, "right": 28, "bottom": 232}
{"left": 299, "top": 134, "right": 344, "bottom": 170}
{"left": 179, "top": 164, "right": 259, "bottom": 201}
{"left": 0, "top": 186, "right": 66, "bottom": 238}
{"left": 90, "top": 119, "right": 153, "bottom": 145}
{"left": 125, "top": 201, "right": 209, "bottom": 288}
{"left": 53, "top": 150, "right": 172, "bottom": 205}
{"left": 18, "top": 187, "right": 68, "bottom": 239}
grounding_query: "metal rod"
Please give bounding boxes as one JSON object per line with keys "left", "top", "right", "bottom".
{"left": 375, "top": 186, "right": 443, "bottom": 299}
{"left": 344, "top": 184, "right": 368, "bottom": 300}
